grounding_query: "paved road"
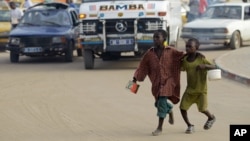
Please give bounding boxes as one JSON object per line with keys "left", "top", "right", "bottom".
{"left": 0, "top": 44, "right": 249, "bottom": 141}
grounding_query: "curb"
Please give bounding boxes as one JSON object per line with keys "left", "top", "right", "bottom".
{"left": 215, "top": 52, "right": 250, "bottom": 87}
{"left": 218, "top": 67, "right": 250, "bottom": 86}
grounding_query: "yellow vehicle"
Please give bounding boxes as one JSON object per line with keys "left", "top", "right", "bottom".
{"left": 0, "top": 0, "right": 11, "bottom": 51}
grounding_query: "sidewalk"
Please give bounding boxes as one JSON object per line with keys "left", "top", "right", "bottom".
{"left": 215, "top": 46, "right": 250, "bottom": 86}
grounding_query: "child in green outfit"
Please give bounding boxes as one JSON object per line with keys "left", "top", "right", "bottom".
{"left": 180, "top": 38, "right": 216, "bottom": 134}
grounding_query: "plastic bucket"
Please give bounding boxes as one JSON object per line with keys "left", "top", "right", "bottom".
{"left": 207, "top": 69, "right": 221, "bottom": 81}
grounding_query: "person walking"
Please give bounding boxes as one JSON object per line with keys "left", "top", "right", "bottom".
{"left": 9, "top": 1, "right": 23, "bottom": 29}
{"left": 132, "top": 29, "right": 184, "bottom": 136}
{"left": 180, "top": 38, "right": 216, "bottom": 134}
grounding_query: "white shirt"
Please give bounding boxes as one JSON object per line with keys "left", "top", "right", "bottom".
{"left": 24, "top": 0, "right": 33, "bottom": 9}
{"left": 11, "top": 8, "right": 23, "bottom": 24}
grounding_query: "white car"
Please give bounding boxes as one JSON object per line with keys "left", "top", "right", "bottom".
{"left": 180, "top": 2, "right": 250, "bottom": 49}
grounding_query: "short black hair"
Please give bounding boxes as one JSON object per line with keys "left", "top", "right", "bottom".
{"left": 187, "top": 38, "right": 200, "bottom": 49}
{"left": 156, "top": 29, "right": 168, "bottom": 40}
{"left": 9, "top": 1, "right": 15, "bottom": 6}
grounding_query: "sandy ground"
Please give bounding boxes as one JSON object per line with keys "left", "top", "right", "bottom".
{"left": 0, "top": 51, "right": 249, "bottom": 141}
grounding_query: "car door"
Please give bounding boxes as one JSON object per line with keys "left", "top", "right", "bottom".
{"left": 242, "top": 5, "right": 250, "bottom": 41}
{"left": 69, "top": 10, "right": 80, "bottom": 48}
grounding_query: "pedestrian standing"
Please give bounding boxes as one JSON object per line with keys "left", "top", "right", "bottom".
{"left": 66, "top": 0, "right": 77, "bottom": 8}
{"left": 187, "top": 0, "right": 199, "bottom": 22}
{"left": 132, "top": 29, "right": 184, "bottom": 136}
{"left": 9, "top": 1, "right": 23, "bottom": 29}
{"left": 180, "top": 38, "right": 216, "bottom": 134}
{"left": 187, "top": 0, "right": 208, "bottom": 22}
{"left": 24, "top": 0, "right": 33, "bottom": 9}
{"left": 199, "top": 0, "right": 208, "bottom": 16}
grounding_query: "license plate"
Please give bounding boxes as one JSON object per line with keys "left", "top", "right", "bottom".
{"left": 110, "top": 39, "right": 134, "bottom": 45}
{"left": 198, "top": 37, "right": 210, "bottom": 41}
{"left": 23, "top": 47, "right": 43, "bottom": 53}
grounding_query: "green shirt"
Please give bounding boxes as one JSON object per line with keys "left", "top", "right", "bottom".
{"left": 181, "top": 55, "right": 212, "bottom": 94}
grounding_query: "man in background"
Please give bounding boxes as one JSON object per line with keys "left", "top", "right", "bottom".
{"left": 199, "top": 0, "right": 208, "bottom": 16}
{"left": 24, "top": 0, "right": 33, "bottom": 9}
{"left": 187, "top": 0, "right": 208, "bottom": 22}
{"left": 187, "top": 0, "right": 200, "bottom": 22}
{"left": 9, "top": 1, "right": 23, "bottom": 29}
{"left": 66, "top": 0, "right": 77, "bottom": 8}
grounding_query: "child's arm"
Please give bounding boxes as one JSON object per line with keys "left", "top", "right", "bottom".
{"left": 196, "top": 56, "right": 217, "bottom": 70}
{"left": 197, "top": 64, "right": 217, "bottom": 70}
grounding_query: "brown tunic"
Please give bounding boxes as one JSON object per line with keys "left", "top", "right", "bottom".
{"left": 134, "top": 46, "right": 184, "bottom": 104}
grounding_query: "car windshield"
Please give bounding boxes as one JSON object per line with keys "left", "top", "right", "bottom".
{"left": 0, "top": 10, "right": 11, "bottom": 22}
{"left": 201, "top": 6, "right": 242, "bottom": 20}
{"left": 19, "top": 10, "right": 71, "bottom": 26}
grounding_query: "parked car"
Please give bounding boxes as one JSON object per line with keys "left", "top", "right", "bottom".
{"left": 180, "top": 2, "right": 250, "bottom": 49}
{"left": 6, "top": 2, "right": 81, "bottom": 62}
{"left": 0, "top": 0, "right": 11, "bottom": 51}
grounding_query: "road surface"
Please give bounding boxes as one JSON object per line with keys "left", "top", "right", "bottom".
{"left": 1, "top": 38, "right": 250, "bottom": 141}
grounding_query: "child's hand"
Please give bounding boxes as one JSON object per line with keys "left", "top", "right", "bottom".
{"left": 196, "top": 64, "right": 206, "bottom": 70}
{"left": 132, "top": 77, "right": 137, "bottom": 83}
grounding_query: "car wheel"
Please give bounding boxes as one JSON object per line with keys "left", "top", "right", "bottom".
{"left": 77, "top": 48, "right": 82, "bottom": 56}
{"left": 230, "top": 31, "right": 241, "bottom": 50}
{"left": 84, "top": 49, "right": 94, "bottom": 69}
{"left": 10, "top": 51, "right": 19, "bottom": 63}
{"left": 65, "top": 41, "right": 73, "bottom": 62}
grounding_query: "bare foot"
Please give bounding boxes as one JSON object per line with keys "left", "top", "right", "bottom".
{"left": 168, "top": 110, "right": 174, "bottom": 125}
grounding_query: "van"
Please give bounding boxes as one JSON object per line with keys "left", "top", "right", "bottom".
{"left": 78, "top": 0, "right": 183, "bottom": 69}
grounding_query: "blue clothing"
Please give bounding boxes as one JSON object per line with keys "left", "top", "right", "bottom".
{"left": 155, "top": 97, "right": 173, "bottom": 118}
{"left": 187, "top": 0, "right": 200, "bottom": 22}
{"left": 69, "top": 3, "right": 77, "bottom": 8}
